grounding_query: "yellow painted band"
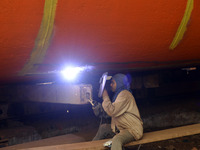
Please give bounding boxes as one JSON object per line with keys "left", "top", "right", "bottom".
{"left": 19, "top": 0, "right": 58, "bottom": 75}
{"left": 169, "top": 0, "right": 193, "bottom": 50}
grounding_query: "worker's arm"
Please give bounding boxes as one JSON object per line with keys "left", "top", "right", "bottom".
{"left": 102, "top": 90, "right": 131, "bottom": 117}
{"left": 92, "top": 102, "right": 102, "bottom": 116}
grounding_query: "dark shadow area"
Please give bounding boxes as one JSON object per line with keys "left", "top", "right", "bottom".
{"left": 0, "top": 67, "right": 200, "bottom": 148}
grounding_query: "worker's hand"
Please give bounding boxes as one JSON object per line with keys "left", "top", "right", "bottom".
{"left": 102, "top": 89, "right": 108, "bottom": 99}
{"left": 88, "top": 98, "right": 94, "bottom": 106}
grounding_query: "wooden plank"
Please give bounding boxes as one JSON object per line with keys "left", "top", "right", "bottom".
{"left": 0, "top": 139, "right": 8, "bottom": 147}
{"left": 18, "top": 123, "right": 200, "bottom": 150}
{"left": 0, "top": 139, "right": 8, "bottom": 143}
{"left": 125, "top": 123, "right": 200, "bottom": 147}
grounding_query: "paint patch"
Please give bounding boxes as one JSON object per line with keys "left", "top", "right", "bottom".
{"left": 19, "top": 0, "right": 58, "bottom": 75}
{"left": 169, "top": 0, "right": 193, "bottom": 50}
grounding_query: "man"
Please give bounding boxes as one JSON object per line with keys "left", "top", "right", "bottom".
{"left": 102, "top": 73, "right": 143, "bottom": 150}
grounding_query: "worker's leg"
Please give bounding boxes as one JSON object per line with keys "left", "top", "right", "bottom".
{"left": 111, "top": 130, "right": 134, "bottom": 150}
{"left": 92, "top": 124, "right": 114, "bottom": 141}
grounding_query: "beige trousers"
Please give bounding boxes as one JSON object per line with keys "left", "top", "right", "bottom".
{"left": 111, "top": 129, "right": 135, "bottom": 150}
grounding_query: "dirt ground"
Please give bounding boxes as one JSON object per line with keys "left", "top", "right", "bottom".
{"left": 0, "top": 96, "right": 199, "bottom": 149}
{"left": 127, "top": 134, "right": 200, "bottom": 150}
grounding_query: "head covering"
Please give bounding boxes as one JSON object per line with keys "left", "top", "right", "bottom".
{"left": 112, "top": 73, "right": 131, "bottom": 102}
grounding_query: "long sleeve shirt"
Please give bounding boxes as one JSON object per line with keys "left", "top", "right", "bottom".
{"left": 102, "top": 90, "right": 143, "bottom": 140}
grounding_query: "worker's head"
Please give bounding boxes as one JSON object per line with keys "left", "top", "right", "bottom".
{"left": 110, "top": 79, "right": 117, "bottom": 92}
{"left": 110, "top": 73, "right": 130, "bottom": 92}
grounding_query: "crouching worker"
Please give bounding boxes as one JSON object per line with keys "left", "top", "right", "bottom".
{"left": 102, "top": 73, "right": 143, "bottom": 150}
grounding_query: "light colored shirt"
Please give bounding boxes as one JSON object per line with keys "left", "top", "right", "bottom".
{"left": 102, "top": 90, "right": 143, "bottom": 140}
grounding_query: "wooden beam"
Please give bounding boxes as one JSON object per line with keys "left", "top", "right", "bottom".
{"left": 17, "top": 123, "right": 200, "bottom": 150}
{"left": 0, "top": 84, "right": 92, "bottom": 104}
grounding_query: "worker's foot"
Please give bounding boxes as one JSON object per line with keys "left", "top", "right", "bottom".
{"left": 103, "top": 140, "right": 112, "bottom": 148}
